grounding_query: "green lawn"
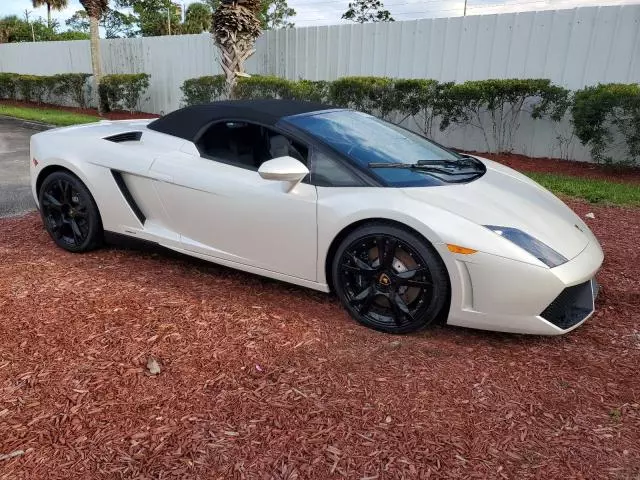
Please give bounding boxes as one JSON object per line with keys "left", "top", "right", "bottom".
{"left": 527, "top": 172, "right": 640, "bottom": 207}
{"left": 0, "top": 104, "right": 99, "bottom": 126}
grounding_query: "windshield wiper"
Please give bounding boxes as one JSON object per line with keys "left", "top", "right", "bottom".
{"left": 368, "top": 158, "right": 481, "bottom": 172}
{"left": 368, "top": 158, "right": 485, "bottom": 183}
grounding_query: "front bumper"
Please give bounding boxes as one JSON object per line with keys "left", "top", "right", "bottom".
{"left": 445, "top": 237, "right": 604, "bottom": 335}
{"left": 540, "top": 278, "right": 599, "bottom": 330}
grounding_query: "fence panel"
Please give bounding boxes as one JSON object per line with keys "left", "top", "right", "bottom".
{"left": 1, "top": 5, "right": 638, "bottom": 160}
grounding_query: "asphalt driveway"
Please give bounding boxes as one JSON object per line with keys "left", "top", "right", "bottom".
{"left": 0, "top": 116, "right": 42, "bottom": 218}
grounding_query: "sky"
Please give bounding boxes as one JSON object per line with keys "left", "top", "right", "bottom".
{"left": 1, "top": 0, "right": 638, "bottom": 29}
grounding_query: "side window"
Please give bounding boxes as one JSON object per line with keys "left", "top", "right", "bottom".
{"left": 311, "top": 150, "right": 366, "bottom": 187}
{"left": 196, "top": 121, "right": 309, "bottom": 171}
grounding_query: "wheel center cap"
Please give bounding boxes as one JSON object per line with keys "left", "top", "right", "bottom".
{"left": 378, "top": 273, "right": 392, "bottom": 286}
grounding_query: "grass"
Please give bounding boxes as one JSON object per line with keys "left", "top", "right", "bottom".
{"left": 0, "top": 104, "right": 99, "bottom": 126}
{"left": 527, "top": 172, "right": 640, "bottom": 207}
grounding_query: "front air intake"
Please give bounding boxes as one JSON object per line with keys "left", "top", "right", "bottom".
{"left": 540, "top": 279, "right": 598, "bottom": 330}
{"left": 105, "top": 131, "right": 143, "bottom": 143}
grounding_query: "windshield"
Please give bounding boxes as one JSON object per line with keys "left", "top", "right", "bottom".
{"left": 285, "top": 110, "right": 477, "bottom": 187}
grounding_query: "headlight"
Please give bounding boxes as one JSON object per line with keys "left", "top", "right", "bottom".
{"left": 484, "top": 225, "right": 568, "bottom": 268}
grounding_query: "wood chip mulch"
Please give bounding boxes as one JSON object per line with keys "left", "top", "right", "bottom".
{"left": 1, "top": 202, "right": 639, "bottom": 479}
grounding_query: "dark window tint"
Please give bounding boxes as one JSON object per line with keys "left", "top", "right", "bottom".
{"left": 312, "top": 150, "right": 365, "bottom": 187}
{"left": 197, "top": 121, "right": 308, "bottom": 170}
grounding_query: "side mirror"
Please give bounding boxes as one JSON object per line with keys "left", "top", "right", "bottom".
{"left": 258, "top": 156, "right": 309, "bottom": 187}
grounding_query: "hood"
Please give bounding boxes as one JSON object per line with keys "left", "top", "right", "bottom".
{"left": 401, "top": 158, "right": 590, "bottom": 260}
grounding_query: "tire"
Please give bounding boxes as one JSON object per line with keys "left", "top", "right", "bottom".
{"left": 331, "top": 222, "right": 449, "bottom": 334}
{"left": 38, "top": 171, "right": 103, "bottom": 253}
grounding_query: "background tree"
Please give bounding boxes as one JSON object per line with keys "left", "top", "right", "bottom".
{"left": 55, "top": 30, "right": 91, "bottom": 39}
{"left": 65, "top": 10, "right": 90, "bottom": 31}
{"left": 79, "top": 0, "right": 108, "bottom": 113}
{"left": 0, "top": 14, "right": 63, "bottom": 42}
{"left": 212, "top": 0, "right": 262, "bottom": 95}
{"left": 66, "top": 8, "right": 138, "bottom": 38}
{"left": 342, "top": 0, "right": 394, "bottom": 23}
{"left": 102, "top": 8, "right": 138, "bottom": 37}
{"left": 262, "top": 0, "right": 295, "bottom": 29}
{"left": 119, "top": 0, "right": 182, "bottom": 36}
{"left": 183, "top": 2, "right": 212, "bottom": 33}
{"left": 31, "top": 0, "right": 68, "bottom": 28}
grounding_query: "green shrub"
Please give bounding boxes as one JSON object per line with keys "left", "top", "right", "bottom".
{"left": 290, "top": 80, "right": 330, "bottom": 103}
{"left": 126, "top": 74, "right": 640, "bottom": 163}
{"left": 0, "top": 73, "right": 19, "bottom": 100}
{"left": 232, "top": 76, "right": 331, "bottom": 103}
{"left": 98, "top": 73, "right": 150, "bottom": 113}
{"left": 51, "top": 73, "right": 92, "bottom": 108}
{"left": 392, "top": 79, "right": 451, "bottom": 137}
{"left": 17, "top": 75, "right": 53, "bottom": 104}
{"left": 441, "top": 79, "right": 570, "bottom": 153}
{"left": 329, "top": 76, "right": 395, "bottom": 118}
{"left": 0, "top": 73, "right": 92, "bottom": 107}
{"left": 234, "top": 75, "right": 296, "bottom": 100}
{"left": 181, "top": 75, "right": 226, "bottom": 106}
{"left": 571, "top": 83, "right": 640, "bottom": 165}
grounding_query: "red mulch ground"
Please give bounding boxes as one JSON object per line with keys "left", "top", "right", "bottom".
{"left": 1, "top": 201, "right": 639, "bottom": 479}
{"left": 469, "top": 152, "right": 640, "bottom": 185}
{"left": 0, "top": 100, "right": 159, "bottom": 121}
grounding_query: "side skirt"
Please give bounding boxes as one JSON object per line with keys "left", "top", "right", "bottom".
{"left": 103, "top": 231, "right": 331, "bottom": 294}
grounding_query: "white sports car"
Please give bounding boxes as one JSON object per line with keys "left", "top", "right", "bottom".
{"left": 30, "top": 100, "right": 603, "bottom": 335}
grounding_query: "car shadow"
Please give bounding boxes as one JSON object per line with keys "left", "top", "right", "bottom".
{"left": 103, "top": 232, "right": 575, "bottom": 346}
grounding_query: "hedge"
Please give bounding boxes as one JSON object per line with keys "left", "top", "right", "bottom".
{"left": 0, "top": 72, "right": 153, "bottom": 113}
{"left": 1, "top": 71, "right": 636, "bottom": 164}
{"left": 571, "top": 83, "right": 640, "bottom": 165}
{"left": 181, "top": 75, "right": 226, "bottom": 105}
{"left": 440, "top": 79, "right": 571, "bottom": 154}
{"left": 98, "top": 73, "right": 150, "bottom": 113}
{"left": 0, "top": 72, "right": 92, "bottom": 107}
{"left": 230, "top": 75, "right": 572, "bottom": 155}
{"left": 178, "top": 74, "right": 640, "bottom": 161}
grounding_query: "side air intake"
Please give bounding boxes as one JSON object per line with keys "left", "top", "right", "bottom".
{"left": 105, "top": 131, "right": 143, "bottom": 143}
{"left": 111, "top": 171, "right": 146, "bottom": 224}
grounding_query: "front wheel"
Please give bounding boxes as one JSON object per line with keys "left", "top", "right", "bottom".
{"left": 39, "top": 171, "right": 103, "bottom": 253}
{"left": 332, "top": 223, "right": 449, "bottom": 334}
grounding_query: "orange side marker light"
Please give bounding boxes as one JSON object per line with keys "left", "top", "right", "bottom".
{"left": 447, "top": 244, "right": 477, "bottom": 255}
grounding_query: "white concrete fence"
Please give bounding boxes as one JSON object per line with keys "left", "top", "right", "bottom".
{"left": 1, "top": 4, "right": 639, "bottom": 160}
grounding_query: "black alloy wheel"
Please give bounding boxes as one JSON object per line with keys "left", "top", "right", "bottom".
{"left": 332, "top": 223, "right": 449, "bottom": 334}
{"left": 39, "top": 171, "right": 103, "bottom": 252}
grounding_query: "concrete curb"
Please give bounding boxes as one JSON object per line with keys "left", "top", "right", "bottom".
{"left": 0, "top": 115, "right": 54, "bottom": 131}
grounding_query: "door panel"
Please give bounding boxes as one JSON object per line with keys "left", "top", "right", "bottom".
{"left": 119, "top": 173, "right": 165, "bottom": 223}
{"left": 149, "top": 152, "right": 318, "bottom": 281}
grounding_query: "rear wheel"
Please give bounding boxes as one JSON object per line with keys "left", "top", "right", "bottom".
{"left": 39, "top": 171, "right": 103, "bottom": 253}
{"left": 332, "top": 223, "right": 449, "bottom": 334}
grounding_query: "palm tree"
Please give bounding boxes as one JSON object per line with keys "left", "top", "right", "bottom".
{"left": 212, "top": 0, "right": 262, "bottom": 97}
{"left": 79, "top": 0, "right": 108, "bottom": 113}
{"left": 31, "top": 0, "right": 68, "bottom": 28}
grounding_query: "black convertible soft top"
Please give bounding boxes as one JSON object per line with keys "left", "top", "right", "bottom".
{"left": 147, "top": 99, "right": 333, "bottom": 142}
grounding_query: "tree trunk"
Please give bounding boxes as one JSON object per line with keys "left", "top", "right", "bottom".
{"left": 218, "top": 33, "right": 256, "bottom": 99}
{"left": 88, "top": 16, "right": 103, "bottom": 114}
{"left": 47, "top": 4, "right": 51, "bottom": 29}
